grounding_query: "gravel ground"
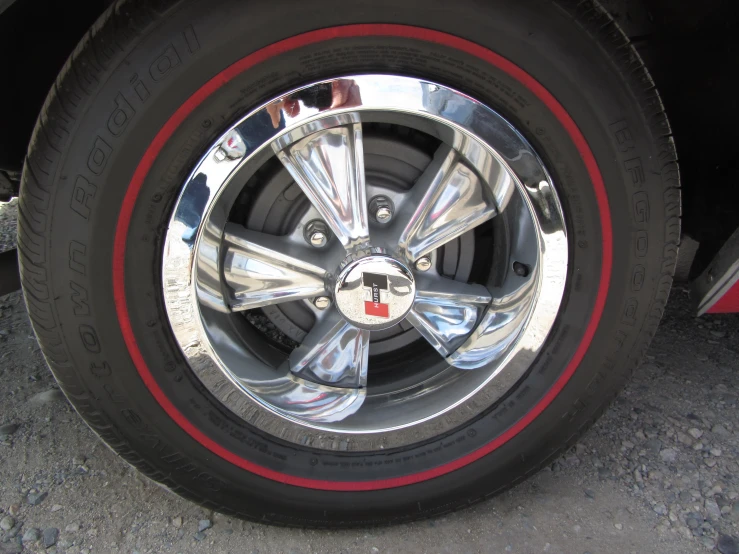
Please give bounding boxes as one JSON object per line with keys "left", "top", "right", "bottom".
{"left": 0, "top": 199, "right": 17, "bottom": 252}
{"left": 1, "top": 199, "right": 739, "bottom": 553}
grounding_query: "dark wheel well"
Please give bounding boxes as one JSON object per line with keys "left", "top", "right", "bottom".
{"left": 0, "top": 0, "right": 110, "bottom": 172}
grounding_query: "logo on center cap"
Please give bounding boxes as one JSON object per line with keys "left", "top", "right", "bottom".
{"left": 362, "top": 272, "right": 389, "bottom": 318}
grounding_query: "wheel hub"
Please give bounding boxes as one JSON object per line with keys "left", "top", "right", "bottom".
{"left": 231, "top": 125, "right": 454, "bottom": 355}
{"left": 334, "top": 254, "right": 415, "bottom": 331}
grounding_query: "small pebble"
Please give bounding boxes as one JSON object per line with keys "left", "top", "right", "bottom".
{"left": 28, "top": 389, "right": 66, "bottom": 406}
{"left": 65, "top": 523, "right": 80, "bottom": 533}
{"left": 660, "top": 448, "right": 678, "bottom": 463}
{"left": 644, "top": 439, "right": 662, "bottom": 454}
{"left": 197, "top": 519, "right": 212, "bottom": 532}
{"left": 193, "top": 531, "right": 206, "bottom": 541}
{"left": 0, "top": 515, "right": 15, "bottom": 531}
{"left": 688, "top": 428, "right": 704, "bottom": 439}
{"left": 706, "top": 499, "right": 722, "bottom": 520}
{"left": 712, "top": 424, "right": 730, "bottom": 437}
{"left": 26, "top": 491, "right": 47, "bottom": 506}
{"left": 172, "top": 516, "right": 183, "bottom": 528}
{"left": 653, "top": 503, "right": 668, "bottom": 516}
{"left": 614, "top": 523, "right": 623, "bottom": 530}
{"left": 42, "top": 527, "right": 59, "bottom": 548}
{"left": 687, "top": 517, "right": 702, "bottom": 530}
{"left": 717, "top": 534, "right": 739, "bottom": 554}
{"left": 0, "top": 423, "right": 19, "bottom": 438}
{"left": 21, "top": 527, "right": 40, "bottom": 543}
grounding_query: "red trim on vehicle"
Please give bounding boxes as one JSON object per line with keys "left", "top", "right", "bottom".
{"left": 113, "top": 25, "right": 612, "bottom": 491}
{"left": 707, "top": 279, "right": 739, "bottom": 313}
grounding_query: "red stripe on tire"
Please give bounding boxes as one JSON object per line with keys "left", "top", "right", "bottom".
{"left": 113, "top": 24, "right": 612, "bottom": 491}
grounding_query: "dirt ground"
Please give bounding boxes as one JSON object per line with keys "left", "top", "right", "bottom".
{"left": 1, "top": 198, "right": 739, "bottom": 553}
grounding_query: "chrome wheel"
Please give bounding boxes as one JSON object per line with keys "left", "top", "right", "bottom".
{"left": 162, "top": 75, "right": 567, "bottom": 450}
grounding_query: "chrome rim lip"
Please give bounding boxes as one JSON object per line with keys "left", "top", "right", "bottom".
{"left": 162, "top": 75, "right": 567, "bottom": 450}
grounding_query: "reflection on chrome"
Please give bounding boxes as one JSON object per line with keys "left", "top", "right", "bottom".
{"left": 240, "top": 373, "right": 366, "bottom": 424}
{"left": 162, "top": 75, "right": 568, "bottom": 444}
{"left": 407, "top": 277, "right": 492, "bottom": 357}
{"left": 277, "top": 124, "right": 369, "bottom": 251}
{"left": 394, "top": 144, "right": 498, "bottom": 262}
{"left": 285, "top": 310, "right": 370, "bottom": 388}
{"left": 222, "top": 223, "right": 328, "bottom": 312}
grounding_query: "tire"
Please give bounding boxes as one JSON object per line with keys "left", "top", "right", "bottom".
{"left": 18, "top": 0, "right": 679, "bottom": 526}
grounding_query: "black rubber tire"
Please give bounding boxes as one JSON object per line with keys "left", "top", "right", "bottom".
{"left": 18, "top": 0, "right": 679, "bottom": 527}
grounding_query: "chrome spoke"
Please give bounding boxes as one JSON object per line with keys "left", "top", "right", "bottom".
{"left": 445, "top": 291, "right": 532, "bottom": 369}
{"left": 222, "top": 223, "right": 328, "bottom": 311}
{"left": 394, "top": 144, "right": 499, "bottom": 262}
{"left": 276, "top": 124, "right": 369, "bottom": 250}
{"left": 406, "top": 277, "right": 492, "bottom": 357}
{"left": 286, "top": 309, "right": 370, "bottom": 388}
{"left": 244, "top": 374, "right": 365, "bottom": 423}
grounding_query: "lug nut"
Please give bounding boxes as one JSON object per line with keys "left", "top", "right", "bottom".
{"left": 369, "top": 195, "right": 394, "bottom": 224}
{"left": 313, "top": 296, "right": 330, "bottom": 310}
{"left": 310, "top": 231, "right": 327, "bottom": 248}
{"left": 375, "top": 206, "right": 392, "bottom": 223}
{"left": 415, "top": 256, "right": 432, "bottom": 272}
{"left": 513, "top": 261, "right": 530, "bottom": 277}
{"left": 304, "top": 220, "right": 329, "bottom": 248}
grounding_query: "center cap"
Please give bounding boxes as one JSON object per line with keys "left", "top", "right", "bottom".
{"left": 334, "top": 255, "right": 416, "bottom": 331}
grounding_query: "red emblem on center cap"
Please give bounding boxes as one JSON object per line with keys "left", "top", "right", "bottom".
{"left": 364, "top": 300, "right": 389, "bottom": 318}
{"left": 362, "top": 273, "right": 389, "bottom": 318}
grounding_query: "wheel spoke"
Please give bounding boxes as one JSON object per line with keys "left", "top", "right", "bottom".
{"left": 406, "top": 276, "right": 492, "bottom": 357}
{"left": 222, "top": 223, "right": 328, "bottom": 311}
{"left": 276, "top": 124, "right": 369, "bottom": 250}
{"left": 286, "top": 309, "right": 370, "bottom": 389}
{"left": 445, "top": 282, "right": 535, "bottom": 369}
{"left": 244, "top": 374, "right": 366, "bottom": 423}
{"left": 394, "top": 144, "right": 499, "bottom": 261}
